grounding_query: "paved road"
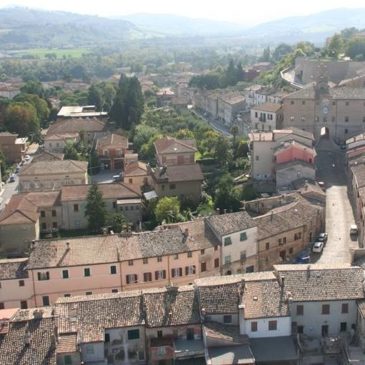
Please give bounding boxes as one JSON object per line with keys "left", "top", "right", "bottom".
{"left": 314, "top": 138, "right": 354, "bottom": 264}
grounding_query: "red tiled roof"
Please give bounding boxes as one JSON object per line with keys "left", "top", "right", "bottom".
{"left": 154, "top": 137, "right": 196, "bottom": 154}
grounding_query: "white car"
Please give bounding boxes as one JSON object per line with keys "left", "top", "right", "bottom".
{"left": 24, "top": 155, "right": 31, "bottom": 161}
{"left": 312, "top": 241, "right": 324, "bottom": 253}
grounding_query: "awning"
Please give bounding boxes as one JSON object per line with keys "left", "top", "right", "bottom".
{"left": 116, "top": 199, "right": 142, "bottom": 205}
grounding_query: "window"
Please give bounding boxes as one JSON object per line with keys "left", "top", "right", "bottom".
{"left": 171, "top": 268, "right": 183, "bottom": 277}
{"left": 268, "top": 320, "right": 277, "bottom": 331}
{"left": 345, "top": 116, "right": 349, "bottom": 122}
{"left": 86, "top": 291, "right": 92, "bottom": 295}
{"left": 214, "top": 245, "right": 218, "bottom": 251}
{"left": 73, "top": 204, "right": 79, "bottom": 212}
{"left": 296, "top": 304, "right": 304, "bottom": 315}
{"left": 266, "top": 242, "right": 270, "bottom": 250}
{"left": 340, "top": 322, "right": 347, "bottom": 332}
{"left": 157, "top": 330, "right": 163, "bottom": 338}
{"left": 240, "top": 251, "right": 246, "bottom": 261}
{"left": 278, "top": 238, "right": 282, "bottom": 245}
{"left": 224, "top": 255, "right": 231, "bottom": 265}
{"left": 200, "top": 262, "right": 207, "bottom": 272}
{"left": 185, "top": 265, "right": 196, "bottom": 275}
{"left": 62, "top": 270, "right": 69, "bottom": 279}
{"left": 41, "top": 223, "right": 47, "bottom": 230}
{"left": 255, "top": 155, "right": 259, "bottom": 161}
{"left": 0, "top": 303, "right": 4, "bottom": 309}
{"left": 246, "top": 266, "right": 254, "bottom": 273}
{"left": 64, "top": 355, "right": 72, "bottom": 365}
{"left": 40, "top": 210, "right": 45, "bottom": 218}
{"left": 126, "top": 274, "right": 138, "bottom": 284}
{"left": 342, "top": 303, "right": 349, "bottom": 314}
{"left": 240, "top": 232, "right": 247, "bottom": 241}
{"left": 52, "top": 222, "right": 58, "bottom": 229}
{"left": 64, "top": 294, "right": 71, "bottom": 297}
{"left": 113, "top": 201, "right": 117, "bottom": 209}
{"left": 291, "top": 101, "right": 295, "bottom": 105}
{"left": 289, "top": 247, "right": 293, "bottom": 254}
{"left": 283, "top": 237, "right": 287, "bottom": 244}
{"left": 105, "top": 333, "right": 110, "bottom": 342}
{"left": 143, "top": 258, "right": 148, "bottom": 264}
{"left": 157, "top": 256, "right": 163, "bottom": 262}
{"left": 322, "top": 325, "right": 329, "bottom": 336}
{"left": 322, "top": 304, "right": 330, "bottom": 315}
{"left": 112, "top": 289, "right": 118, "bottom": 293}
{"left": 155, "top": 270, "right": 166, "bottom": 280}
{"left": 110, "top": 265, "right": 117, "bottom": 275}
{"left": 214, "top": 258, "right": 219, "bottom": 268}
{"left": 37, "top": 272, "right": 50, "bottom": 281}
{"left": 201, "top": 249, "right": 205, "bottom": 254}
{"left": 20, "top": 300, "right": 27, "bottom": 309}
{"left": 297, "top": 325, "right": 304, "bottom": 334}
{"left": 52, "top": 210, "right": 56, "bottom": 217}
{"left": 345, "top": 128, "right": 348, "bottom": 134}
{"left": 302, "top": 100, "right": 306, "bottom": 105}
{"left": 187, "top": 251, "right": 192, "bottom": 258}
{"left": 128, "top": 329, "right": 140, "bottom": 340}
{"left": 19, "top": 280, "right": 25, "bottom": 287}
{"left": 42, "top": 296, "right": 50, "bottom": 306}
{"left": 174, "top": 254, "right": 179, "bottom": 260}
{"left": 128, "top": 260, "right": 134, "bottom": 266}
{"left": 251, "top": 321, "right": 258, "bottom": 332}
{"left": 143, "top": 272, "right": 152, "bottom": 282}
{"left": 363, "top": 117, "right": 365, "bottom": 123}
{"left": 169, "top": 184, "right": 176, "bottom": 190}
{"left": 84, "top": 268, "right": 91, "bottom": 277}
{"left": 255, "top": 112, "right": 258, "bottom": 118}
{"left": 223, "top": 315, "right": 232, "bottom": 324}
{"left": 346, "top": 101, "right": 350, "bottom": 106}
{"left": 224, "top": 237, "right": 232, "bottom": 246}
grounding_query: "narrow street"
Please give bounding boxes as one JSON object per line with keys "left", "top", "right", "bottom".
{"left": 314, "top": 138, "right": 354, "bottom": 264}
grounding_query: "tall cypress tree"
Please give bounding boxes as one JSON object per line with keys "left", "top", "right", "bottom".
{"left": 110, "top": 74, "right": 144, "bottom": 130}
{"left": 85, "top": 184, "right": 106, "bottom": 233}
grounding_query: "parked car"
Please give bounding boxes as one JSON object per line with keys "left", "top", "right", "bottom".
{"left": 350, "top": 224, "right": 358, "bottom": 236}
{"left": 316, "top": 232, "right": 328, "bottom": 244}
{"left": 312, "top": 241, "right": 324, "bottom": 253}
{"left": 24, "top": 155, "right": 31, "bottom": 161}
{"left": 9, "top": 174, "right": 16, "bottom": 183}
{"left": 113, "top": 173, "right": 122, "bottom": 182}
{"left": 15, "top": 165, "right": 20, "bottom": 173}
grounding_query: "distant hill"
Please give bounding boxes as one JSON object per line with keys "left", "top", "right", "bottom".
{"left": 0, "top": 7, "right": 140, "bottom": 49}
{"left": 1, "top": 6, "right": 365, "bottom": 49}
{"left": 245, "top": 8, "right": 365, "bottom": 43}
{"left": 119, "top": 13, "right": 245, "bottom": 36}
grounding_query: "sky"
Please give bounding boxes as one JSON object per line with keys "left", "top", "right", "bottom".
{"left": 2, "top": 0, "right": 365, "bottom": 26}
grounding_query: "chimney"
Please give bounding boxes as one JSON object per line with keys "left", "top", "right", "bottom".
{"left": 280, "top": 275, "right": 285, "bottom": 287}
{"left": 66, "top": 242, "right": 70, "bottom": 250}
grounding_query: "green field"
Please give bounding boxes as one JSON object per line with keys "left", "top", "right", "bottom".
{"left": 10, "top": 47, "right": 90, "bottom": 59}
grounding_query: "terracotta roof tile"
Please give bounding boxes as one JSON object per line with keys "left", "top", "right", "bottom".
{"left": 143, "top": 286, "right": 200, "bottom": 327}
{"left": 56, "top": 291, "right": 143, "bottom": 343}
{"left": 0, "top": 258, "right": 29, "bottom": 280}
{"left": 153, "top": 164, "right": 203, "bottom": 183}
{"left": 96, "top": 133, "right": 128, "bottom": 149}
{"left": 206, "top": 211, "right": 256, "bottom": 237}
{"left": 0, "top": 308, "right": 57, "bottom": 365}
{"left": 154, "top": 137, "right": 196, "bottom": 154}
{"left": 274, "top": 264, "right": 364, "bottom": 301}
{"left": 47, "top": 117, "right": 106, "bottom": 136}
{"left": 19, "top": 160, "right": 88, "bottom": 176}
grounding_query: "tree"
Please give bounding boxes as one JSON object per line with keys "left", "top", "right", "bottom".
{"left": 14, "top": 93, "right": 50, "bottom": 127}
{"left": 88, "top": 84, "right": 104, "bottom": 111}
{"left": 272, "top": 43, "right": 293, "bottom": 62}
{"left": 88, "top": 149, "right": 100, "bottom": 175}
{"left": 106, "top": 212, "right": 128, "bottom": 233}
{"left": 214, "top": 135, "right": 232, "bottom": 167}
{"left": 5, "top": 102, "right": 39, "bottom": 136}
{"left": 347, "top": 37, "right": 365, "bottom": 61}
{"left": 85, "top": 184, "right": 107, "bottom": 232}
{"left": 63, "top": 141, "right": 80, "bottom": 160}
{"left": 214, "top": 173, "right": 241, "bottom": 212}
{"left": 155, "top": 197, "right": 181, "bottom": 224}
{"left": 326, "top": 34, "right": 345, "bottom": 59}
{"left": 110, "top": 74, "right": 144, "bottom": 130}
{"left": 20, "top": 80, "right": 44, "bottom": 97}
